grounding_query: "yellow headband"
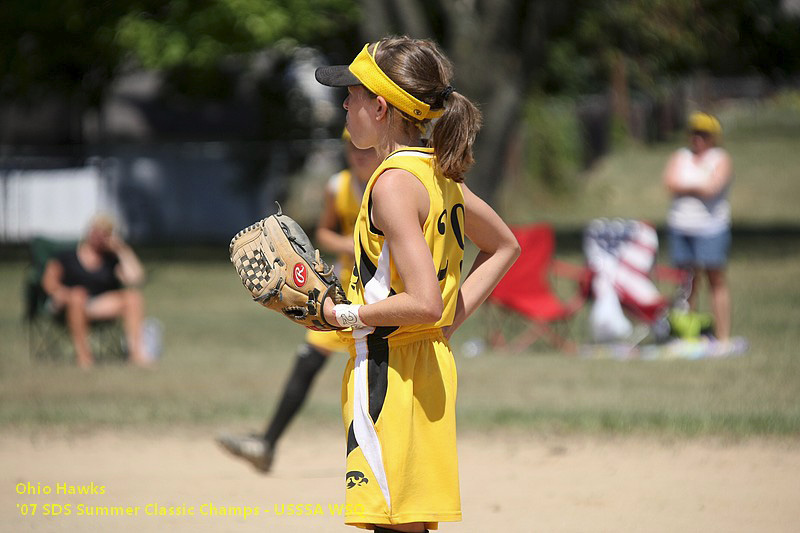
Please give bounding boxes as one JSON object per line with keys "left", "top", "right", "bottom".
{"left": 348, "top": 44, "right": 444, "bottom": 121}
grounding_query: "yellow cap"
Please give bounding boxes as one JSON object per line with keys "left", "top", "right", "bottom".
{"left": 688, "top": 112, "right": 722, "bottom": 136}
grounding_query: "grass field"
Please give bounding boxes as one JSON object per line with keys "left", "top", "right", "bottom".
{"left": 1, "top": 239, "right": 798, "bottom": 438}
{"left": 1, "top": 94, "right": 799, "bottom": 440}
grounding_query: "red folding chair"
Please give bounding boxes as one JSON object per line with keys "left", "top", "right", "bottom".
{"left": 486, "top": 224, "right": 589, "bottom": 353}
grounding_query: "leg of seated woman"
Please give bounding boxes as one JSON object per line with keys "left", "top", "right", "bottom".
{"left": 86, "top": 289, "right": 149, "bottom": 366}
{"left": 64, "top": 287, "right": 93, "bottom": 368}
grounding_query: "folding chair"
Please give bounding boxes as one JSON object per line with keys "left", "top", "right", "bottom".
{"left": 24, "top": 237, "right": 127, "bottom": 363}
{"left": 486, "top": 224, "right": 590, "bottom": 353}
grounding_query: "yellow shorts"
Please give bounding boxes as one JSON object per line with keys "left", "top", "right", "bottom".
{"left": 341, "top": 331, "right": 461, "bottom": 529}
{"left": 306, "top": 329, "right": 350, "bottom": 353}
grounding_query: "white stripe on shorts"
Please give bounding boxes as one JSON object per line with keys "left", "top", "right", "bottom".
{"left": 353, "top": 338, "right": 391, "bottom": 509}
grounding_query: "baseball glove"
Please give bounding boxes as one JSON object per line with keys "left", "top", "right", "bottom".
{"left": 229, "top": 205, "right": 349, "bottom": 331}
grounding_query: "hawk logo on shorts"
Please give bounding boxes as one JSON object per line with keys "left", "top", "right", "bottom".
{"left": 345, "top": 470, "right": 369, "bottom": 489}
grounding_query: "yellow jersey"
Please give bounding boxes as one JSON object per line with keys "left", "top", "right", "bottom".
{"left": 347, "top": 147, "right": 465, "bottom": 341}
{"left": 328, "top": 169, "right": 364, "bottom": 278}
{"left": 305, "top": 169, "right": 365, "bottom": 354}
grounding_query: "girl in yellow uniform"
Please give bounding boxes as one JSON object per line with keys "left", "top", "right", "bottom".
{"left": 316, "top": 37, "right": 520, "bottom": 532}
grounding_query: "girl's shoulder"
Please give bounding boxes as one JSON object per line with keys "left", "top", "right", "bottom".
{"left": 326, "top": 169, "right": 347, "bottom": 194}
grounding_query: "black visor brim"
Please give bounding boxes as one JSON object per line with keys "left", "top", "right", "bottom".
{"left": 315, "top": 65, "right": 360, "bottom": 87}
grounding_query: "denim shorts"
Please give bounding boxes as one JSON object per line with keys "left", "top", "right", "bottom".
{"left": 669, "top": 228, "right": 731, "bottom": 269}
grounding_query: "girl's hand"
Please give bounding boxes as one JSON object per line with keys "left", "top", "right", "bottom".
{"left": 323, "top": 297, "right": 337, "bottom": 327}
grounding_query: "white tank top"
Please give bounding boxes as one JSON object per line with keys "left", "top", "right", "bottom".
{"left": 667, "top": 147, "right": 731, "bottom": 235}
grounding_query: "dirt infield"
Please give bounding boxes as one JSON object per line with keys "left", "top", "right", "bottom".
{"left": 2, "top": 429, "right": 799, "bottom": 532}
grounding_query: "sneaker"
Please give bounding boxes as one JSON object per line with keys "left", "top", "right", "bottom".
{"left": 709, "top": 337, "right": 749, "bottom": 358}
{"left": 216, "top": 433, "right": 274, "bottom": 473}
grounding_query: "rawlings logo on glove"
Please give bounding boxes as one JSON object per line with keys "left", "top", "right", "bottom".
{"left": 229, "top": 204, "right": 349, "bottom": 331}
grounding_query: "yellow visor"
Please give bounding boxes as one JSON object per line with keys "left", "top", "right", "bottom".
{"left": 316, "top": 43, "right": 443, "bottom": 121}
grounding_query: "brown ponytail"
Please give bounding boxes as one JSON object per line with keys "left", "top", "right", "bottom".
{"left": 430, "top": 90, "right": 482, "bottom": 182}
{"left": 373, "top": 36, "right": 483, "bottom": 182}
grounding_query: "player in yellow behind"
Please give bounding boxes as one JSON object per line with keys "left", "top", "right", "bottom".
{"left": 217, "top": 131, "right": 381, "bottom": 472}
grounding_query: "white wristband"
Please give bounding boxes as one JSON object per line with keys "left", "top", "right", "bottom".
{"left": 333, "top": 304, "right": 365, "bottom": 329}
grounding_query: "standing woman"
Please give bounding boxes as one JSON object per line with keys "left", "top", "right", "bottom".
{"left": 316, "top": 37, "right": 520, "bottom": 532}
{"left": 663, "top": 112, "right": 733, "bottom": 343}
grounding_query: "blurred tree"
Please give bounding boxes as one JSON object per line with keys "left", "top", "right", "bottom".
{"left": 0, "top": 0, "right": 359, "bottom": 142}
{"left": 542, "top": 0, "right": 710, "bottom": 134}
{"left": 116, "top": 0, "right": 358, "bottom": 71}
{"left": 356, "top": 0, "right": 573, "bottom": 203}
{"left": 114, "top": 0, "right": 360, "bottom": 140}
{"left": 541, "top": 0, "right": 800, "bottom": 127}
{"left": 0, "top": 1, "right": 128, "bottom": 114}
{"left": 543, "top": 1, "right": 710, "bottom": 94}
{"left": 701, "top": 0, "right": 800, "bottom": 80}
